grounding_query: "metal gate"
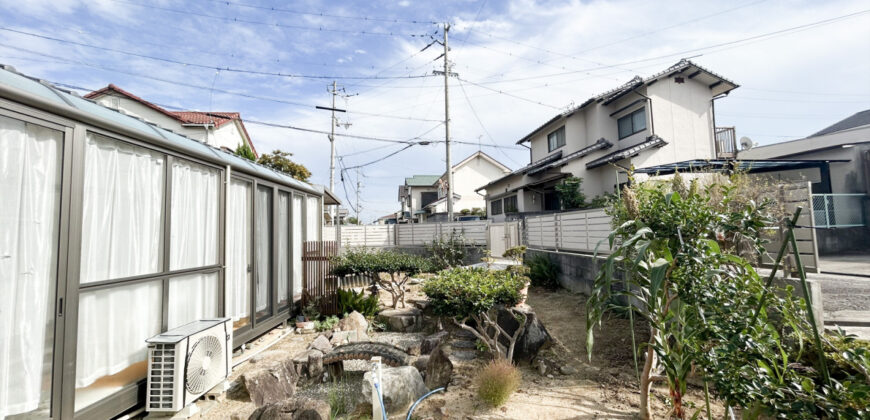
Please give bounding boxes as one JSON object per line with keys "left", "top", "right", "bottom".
{"left": 489, "top": 221, "right": 520, "bottom": 257}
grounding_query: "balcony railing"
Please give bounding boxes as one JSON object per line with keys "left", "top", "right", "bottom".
{"left": 715, "top": 126, "right": 737, "bottom": 159}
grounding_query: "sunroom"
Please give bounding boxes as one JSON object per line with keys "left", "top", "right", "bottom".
{"left": 0, "top": 65, "right": 335, "bottom": 419}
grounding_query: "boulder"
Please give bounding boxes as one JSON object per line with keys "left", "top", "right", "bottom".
{"left": 248, "top": 397, "right": 331, "bottom": 420}
{"left": 329, "top": 330, "right": 357, "bottom": 346}
{"left": 338, "top": 310, "right": 368, "bottom": 335}
{"left": 358, "top": 366, "right": 428, "bottom": 414}
{"left": 424, "top": 345, "right": 453, "bottom": 389}
{"left": 307, "top": 350, "right": 324, "bottom": 379}
{"left": 413, "top": 355, "right": 430, "bottom": 373}
{"left": 310, "top": 335, "right": 332, "bottom": 354}
{"left": 420, "top": 330, "right": 448, "bottom": 355}
{"left": 377, "top": 308, "right": 423, "bottom": 332}
{"left": 242, "top": 359, "right": 298, "bottom": 407}
{"left": 496, "top": 306, "right": 552, "bottom": 361}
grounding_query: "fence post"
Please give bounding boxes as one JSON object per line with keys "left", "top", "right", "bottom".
{"left": 554, "top": 213, "right": 560, "bottom": 252}
{"left": 363, "top": 225, "right": 368, "bottom": 247}
{"left": 824, "top": 195, "right": 831, "bottom": 228}
{"left": 411, "top": 222, "right": 415, "bottom": 245}
{"left": 584, "top": 211, "right": 590, "bottom": 251}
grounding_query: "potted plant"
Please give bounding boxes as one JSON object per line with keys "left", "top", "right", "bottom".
{"left": 297, "top": 301, "right": 320, "bottom": 330}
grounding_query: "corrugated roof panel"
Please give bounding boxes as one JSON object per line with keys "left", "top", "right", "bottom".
{"left": 0, "top": 66, "right": 67, "bottom": 105}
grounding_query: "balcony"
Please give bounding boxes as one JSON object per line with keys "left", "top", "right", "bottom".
{"left": 715, "top": 126, "right": 737, "bottom": 159}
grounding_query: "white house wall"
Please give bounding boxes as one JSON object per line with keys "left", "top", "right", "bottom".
{"left": 450, "top": 155, "right": 507, "bottom": 211}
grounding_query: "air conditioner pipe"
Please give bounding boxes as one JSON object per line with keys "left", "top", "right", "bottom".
{"left": 406, "top": 387, "right": 446, "bottom": 420}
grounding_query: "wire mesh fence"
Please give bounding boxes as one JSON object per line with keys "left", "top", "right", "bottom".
{"left": 812, "top": 194, "right": 866, "bottom": 228}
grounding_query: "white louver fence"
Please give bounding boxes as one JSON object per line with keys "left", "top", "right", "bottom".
{"left": 524, "top": 208, "right": 614, "bottom": 254}
{"left": 324, "top": 220, "right": 489, "bottom": 249}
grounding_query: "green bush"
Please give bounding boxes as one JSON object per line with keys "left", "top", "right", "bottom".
{"left": 315, "top": 315, "right": 339, "bottom": 332}
{"left": 525, "top": 254, "right": 560, "bottom": 289}
{"left": 331, "top": 248, "right": 430, "bottom": 308}
{"left": 502, "top": 245, "right": 527, "bottom": 262}
{"left": 337, "top": 288, "right": 380, "bottom": 317}
{"left": 423, "top": 267, "right": 529, "bottom": 361}
{"left": 476, "top": 359, "right": 521, "bottom": 407}
{"left": 426, "top": 232, "right": 467, "bottom": 270}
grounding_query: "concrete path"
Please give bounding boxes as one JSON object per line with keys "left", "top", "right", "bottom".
{"left": 819, "top": 252, "right": 870, "bottom": 277}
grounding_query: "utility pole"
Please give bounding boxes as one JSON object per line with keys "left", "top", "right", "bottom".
{"left": 442, "top": 23, "right": 455, "bottom": 222}
{"left": 355, "top": 167, "right": 361, "bottom": 222}
{"left": 316, "top": 82, "right": 348, "bottom": 225}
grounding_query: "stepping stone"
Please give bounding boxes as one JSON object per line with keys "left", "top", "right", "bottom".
{"left": 449, "top": 350, "right": 478, "bottom": 361}
{"left": 451, "top": 340, "right": 477, "bottom": 349}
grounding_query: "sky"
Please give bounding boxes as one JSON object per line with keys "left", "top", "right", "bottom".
{"left": 1, "top": 0, "right": 869, "bottom": 222}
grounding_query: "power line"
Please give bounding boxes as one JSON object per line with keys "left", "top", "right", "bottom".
{"left": 203, "top": 0, "right": 439, "bottom": 25}
{"left": 456, "top": 78, "right": 522, "bottom": 166}
{"left": 462, "top": 8, "right": 870, "bottom": 86}
{"left": 456, "top": 77, "right": 562, "bottom": 109}
{"left": 0, "top": 27, "right": 436, "bottom": 81}
{"left": 107, "top": 0, "right": 435, "bottom": 38}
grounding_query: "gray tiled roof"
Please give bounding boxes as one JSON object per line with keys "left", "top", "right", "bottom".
{"left": 810, "top": 109, "right": 870, "bottom": 137}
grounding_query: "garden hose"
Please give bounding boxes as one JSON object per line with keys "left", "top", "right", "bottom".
{"left": 406, "top": 387, "right": 446, "bottom": 420}
{"left": 374, "top": 382, "right": 388, "bottom": 420}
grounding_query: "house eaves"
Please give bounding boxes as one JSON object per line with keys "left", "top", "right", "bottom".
{"left": 586, "top": 135, "right": 667, "bottom": 169}
{"left": 474, "top": 151, "right": 564, "bottom": 192}
{"left": 527, "top": 138, "right": 613, "bottom": 176}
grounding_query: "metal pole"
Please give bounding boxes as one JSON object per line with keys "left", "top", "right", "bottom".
{"left": 329, "top": 81, "right": 337, "bottom": 225}
{"left": 443, "top": 23, "right": 454, "bottom": 222}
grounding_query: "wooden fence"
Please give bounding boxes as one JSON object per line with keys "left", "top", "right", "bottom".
{"left": 302, "top": 240, "right": 339, "bottom": 315}
{"left": 758, "top": 181, "right": 819, "bottom": 273}
{"left": 524, "top": 208, "right": 613, "bottom": 254}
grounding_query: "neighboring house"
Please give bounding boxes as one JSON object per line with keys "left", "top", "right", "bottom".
{"left": 85, "top": 84, "right": 259, "bottom": 156}
{"left": 476, "top": 59, "right": 739, "bottom": 221}
{"left": 376, "top": 212, "right": 399, "bottom": 225}
{"left": 398, "top": 151, "right": 512, "bottom": 222}
{"left": 325, "top": 207, "right": 349, "bottom": 225}
{"left": 738, "top": 109, "right": 870, "bottom": 253}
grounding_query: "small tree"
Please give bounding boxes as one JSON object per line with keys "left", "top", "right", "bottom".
{"left": 555, "top": 176, "right": 586, "bottom": 209}
{"left": 346, "top": 217, "right": 361, "bottom": 225}
{"left": 423, "top": 267, "right": 529, "bottom": 362}
{"left": 331, "top": 249, "right": 430, "bottom": 309}
{"left": 257, "top": 149, "right": 312, "bottom": 182}
{"left": 426, "top": 232, "right": 468, "bottom": 270}
{"left": 235, "top": 143, "right": 256, "bottom": 161}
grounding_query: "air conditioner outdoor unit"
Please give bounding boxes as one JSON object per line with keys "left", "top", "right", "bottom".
{"left": 145, "top": 318, "right": 232, "bottom": 413}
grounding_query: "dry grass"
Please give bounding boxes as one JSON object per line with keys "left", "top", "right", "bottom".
{"left": 475, "top": 359, "right": 522, "bottom": 408}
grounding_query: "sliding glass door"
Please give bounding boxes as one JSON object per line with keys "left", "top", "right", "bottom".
{"left": 254, "top": 185, "right": 273, "bottom": 322}
{"left": 227, "top": 179, "right": 253, "bottom": 331}
{"left": 0, "top": 114, "right": 63, "bottom": 419}
{"left": 277, "top": 191, "right": 291, "bottom": 312}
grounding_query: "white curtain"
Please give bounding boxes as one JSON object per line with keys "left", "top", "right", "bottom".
{"left": 75, "top": 281, "right": 162, "bottom": 388}
{"left": 255, "top": 187, "right": 271, "bottom": 313}
{"left": 227, "top": 179, "right": 251, "bottom": 323}
{"left": 168, "top": 272, "right": 219, "bottom": 329}
{"left": 0, "top": 116, "right": 61, "bottom": 418}
{"left": 292, "top": 195, "right": 303, "bottom": 297}
{"left": 80, "top": 133, "right": 164, "bottom": 283}
{"left": 306, "top": 196, "right": 320, "bottom": 242}
{"left": 277, "top": 193, "right": 290, "bottom": 307}
{"left": 169, "top": 159, "right": 219, "bottom": 270}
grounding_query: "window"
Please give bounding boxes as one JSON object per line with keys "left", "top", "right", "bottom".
{"left": 0, "top": 115, "right": 62, "bottom": 419}
{"left": 255, "top": 186, "right": 273, "bottom": 321}
{"left": 547, "top": 126, "right": 566, "bottom": 152}
{"left": 227, "top": 179, "right": 252, "bottom": 330}
{"left": 618, "top": 107, "right": 647, "bottom": 139}
{"left": 169, "top": 159, "right": 220, "bottom": 270}
{"left": 420, "top": 191, "right": 438, "bottom": 207}
{"left": 292, "top": 195, "right": 303, "bottom": 297}
{"left": 306, "top": 196, "right": 320, "bottom": 242}
{"left": 504, "top": 195, "right": 519, "bottom": 213}
{"left": 491, "top": 199, "right": 503, "bottom": 215}
{"left": 277, "top": 191, "right": 291, "bottom": 311}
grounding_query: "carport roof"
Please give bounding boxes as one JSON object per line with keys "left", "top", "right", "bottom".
{"left": 633, "top": 159, "right": 850, "bottom": 175}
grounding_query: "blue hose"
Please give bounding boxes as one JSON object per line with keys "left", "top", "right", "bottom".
{"left": 406, "top": 387, "right": 446, "bottom": 420}
{"left": 374, "top": 382, "right": 388, "bottom": 420}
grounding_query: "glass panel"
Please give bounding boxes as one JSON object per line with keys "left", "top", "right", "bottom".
{"left": 228, "top": 179, "right": 252, "bottom": 330}
{"left": 618, "top": 114, "right": 633, "bottom": 138}
{"left": 80, "top": 133, "right": 164, "bottom": 283}
{"left": 255, "top": 186, "right": 272, "bottom": 320}
{"left": 504, "top": 196, "right": 518, "bottom": 213}
{"left": 277, "top": 192, "right": 291, "bottom": 311}
{"left": 632, "top": 108, "right": 647, "bottom": 132}
{"left": 491, "top": 199, "right": 503, "bottom": 215}
{"left": 292, "top": 195, "right": 303, "bottom": 297}
{"left": 170, "top": 159, "right": 220, "bottom": 270}
{"left": 167, "top": 272, "right": 220, "bottom": 329}
{"left": 74, "top": 281, "right": 162, "bottom": 411}
{"left": 0, "top": 115, "right": 62, "bottom": 419}
{"left": 306, "top": 196, "right": 320, "bottom": 242}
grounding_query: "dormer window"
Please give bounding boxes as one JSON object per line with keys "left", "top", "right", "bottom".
{"left": 547, "top": 126, "right": 566, "bottom": 152}
{"left": 618, "top": 107, "right": 647, "bottom": 139}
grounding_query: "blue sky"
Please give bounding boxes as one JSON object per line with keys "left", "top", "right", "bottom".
{"left": 2, "top": 0, "right": 869, "bottom": 222}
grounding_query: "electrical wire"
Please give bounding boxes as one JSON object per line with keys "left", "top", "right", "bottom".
{"left": 202, "top": 0, "right": 438, "bottom": 25}
{"left": 456, "top": 78, "right": 522, "bottom": 166}
{"left": 0, "top": 27, "right": 436, "bottom": 81}
{"left": 456, "top": 77, "right": 562, "bottom": 109}
{"left": 106, "top": 0, "right": 434, "bottom": 38}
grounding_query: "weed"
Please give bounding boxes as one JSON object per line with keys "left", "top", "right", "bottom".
{"left": 476, "top": 359, "right": 521, "bottom": 407}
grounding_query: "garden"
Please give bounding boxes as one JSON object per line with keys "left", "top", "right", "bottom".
{"left": 200, "top": 172, "right": 869, "bottom": 420}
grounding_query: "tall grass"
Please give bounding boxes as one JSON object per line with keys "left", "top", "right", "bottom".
{"left": 476, "top": 359, "right": 521, "bottom": 407}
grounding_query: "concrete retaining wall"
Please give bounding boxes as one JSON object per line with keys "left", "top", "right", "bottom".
{"left": 816, "top": 226, "right": 870, "bottom": 254}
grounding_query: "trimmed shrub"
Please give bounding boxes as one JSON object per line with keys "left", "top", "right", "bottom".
{"left": 525, "top": 254, "right": 560, "bottom": 289}
{"left": 331, "top": 248, "right": 430, "bottom": 308}
{"left": 426, "top": 232, "right": 467, "bottom": 269}
{"left": 476, "top": 359, "right": 521, "bottom": 407}
{"left": 502, "top": 245, "right": 527, "bottom": 263}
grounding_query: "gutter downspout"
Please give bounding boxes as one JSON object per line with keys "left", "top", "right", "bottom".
{"left": 631, "top": 88, "right": 654, "bottom": 137}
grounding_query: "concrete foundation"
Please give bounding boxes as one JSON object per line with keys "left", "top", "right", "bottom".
{"left": 816, "top": 226, "right": 870, "bottom": 255}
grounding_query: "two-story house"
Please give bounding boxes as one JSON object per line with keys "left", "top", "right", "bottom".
{"left": 398, "top": 151, "right": 511, "bottom": 222}
{"left": 85, "top": 84, "right": 259, "bottom": 156}
{"left": 477, "top": 59, "right": 739, "bottom": 221}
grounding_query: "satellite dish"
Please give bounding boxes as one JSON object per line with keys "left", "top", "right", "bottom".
{"left": 739, "top": 136, "right": 755, "bottom": 150}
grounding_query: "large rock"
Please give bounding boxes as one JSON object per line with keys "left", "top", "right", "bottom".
{"left": 358, "top": 366, "right": 428, "bottom": 414}
{"left": 242, "top": 359, "right": 299, "bottom": 407}
{"left": 496, "top": 306, "right": 552, "bottom": 362}
{"left": 338, "top": 310, "right": 368, "bottom": 335}
{"left": 310, "top": 335, "right": 332, "bottom": 354}
{"left": 424, "top": 345, "right": 453, "bottom": 389}
{"left": 377, "top": 308, "right": 423, "bottom": 332}
{"left": 420, "top": 330, "right": 448, "bottom": 355}
{"left": 248, "top": 397, "right": 330, "bottom": 420}
{"left": 307, "top": 350, "right": 324, "bottom": 379}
